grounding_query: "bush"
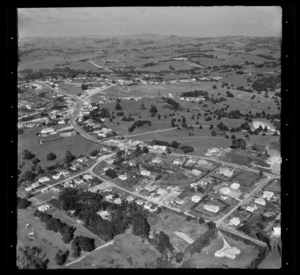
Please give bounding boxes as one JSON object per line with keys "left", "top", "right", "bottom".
{"left": 23, "top": 150, "right": 35, "bottom": 160}
{"left": 18, "top": 197, "right": 31, "bottom": 209}
{"left": 47, "top": 153, "right": 57, "bottom": 161}
{"left": 55, "top": 249, "right": 69, "bottom": 266}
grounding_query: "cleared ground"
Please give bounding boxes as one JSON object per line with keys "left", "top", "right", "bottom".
{"left": 67, "top": 232, "right": 160, "bottom": 268}
{"left": 148, "top": 209, "right": 208, "bottom": 252}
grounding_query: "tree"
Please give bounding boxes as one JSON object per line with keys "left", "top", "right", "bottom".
{"left": 131, "top": 213, "right": 150, "bottom": 238}
{"left": 105, "top": 168, "right": 117, "bottom": 179}
{"left": 199, "top": 125, "right": 203, "bottom": 129}
{"left": 17, "top": 246, "right": 49, "bottom": 269}
{"left": 71, "top": 239, "right": 82, "bottom": 258}
{"left": 211, "top": 130, "right": 217, "bottom": 136}
{"left": 64, "top": 150, "right": 75, "bottom": 166}
{"left": 149, "top": 104, "right": 158, "bottom": 114}
{"left": 231, "top": 138, "right": 246, "bottom": 150}
{"left": 209, "top": 124, "right": 214, "bottom": 130}
{"left": 273, "top": 131, "right": 279, "bottom": 136}
{"left": 18, "top": 197, "right": 31, "bottom": 209}
{"left": 62, "top": 231, "right": 74, "bottom": 244}
{"left": 23, "top": 150, "right": 35, "bottom": 160}
{"left": 18, "top": 128, "right": 24, "bottom": 134}
{"left": 32, "top": 158, "right": 40, "bottom": 165}
{"left": 22, "top": 170, "right": 36, "bottom": 182}
{"left": 47, "top": 152, "right": 57, "bottom": 161}
{"left": 142, "top": 146, "right": 149, "bottom": 154}
{"left": 181, "top": 116, "right": 187, "bottom": 128}
{"left": 157, "top": 114, "right": 161, "bottom": 120}
{"left": 207, "top": 221, "right": 216, "bottom": 230}
{"left": 55, "top": 249, "right": 69, "bottom": 266}
{"left": 199, "top": 217, "right": 205, "bottom": 224}
{"left": 140, "top": 102, "right": 146, "bottom": 110}
{"left": 115, "top": 102, "right": 122, "bottom": 110}
{"left": 175, "top": 252, "right": 184, "bottom": 263}
{"left": 231, "top": 134, "right": 236, "bottom": 139}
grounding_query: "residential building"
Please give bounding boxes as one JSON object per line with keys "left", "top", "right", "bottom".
{"left": 229, "top": 217, "right": 241, "bottom": 226}
{"left": 118, "top": 174, "right": 128, "bottom": 181}
{"left": 37, "top": 204, "right": 50, "bottom": 212}
{"left": 246, "top": 204, "right": 257, "bottom": 212}
{"left": 38, "top": 177, "right": 50, "bottom": 183}
{"left": 126, "top": 195, "right": 134, "bottom": 202}
{"left": 191, "top": 169, "right": 202, "bottom": 176}
{"left": 191, "top": 195, "right": 202, "bottom": 203}
{"left": 262, "top": 191, "right": 274, "bottom": 201}
{"left": 203, "top": 204, "right": 220, "bottom": 213}
{"left": 255, "top": 197, "right": 266, "bottom": 206}
{"left": 230, "top": 183, "right": 240, "bottom": 190}
{"left": 113, "top": 198, "right": 122, "bottom": 204}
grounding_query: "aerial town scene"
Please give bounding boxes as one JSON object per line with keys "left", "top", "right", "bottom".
{"left": 17, "top": 7, "right": 281, "bottom": 269}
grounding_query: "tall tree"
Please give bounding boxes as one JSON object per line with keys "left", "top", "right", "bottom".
{"left": 17, "top": 246, "right": 49, "bottom": 269}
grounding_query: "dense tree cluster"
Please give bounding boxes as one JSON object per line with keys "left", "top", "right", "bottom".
{"left": 54, "top": 249, "right": 69, "bottom": 266}
{"left": 18, "top": 197, "right": 32, "bottom": 209}
{"left": 252, "top": 75, "right": 281, "bottom": 92}
{"left": 71, "top": 235, "right": 96, "bottom": 258}
{"left": 128, "top": 120, "right": 151, "bottom": 132}
{"left": 161, "top": 97, "right": 182, "bottom": 111}
{"left": 23, "top": 150, "right": 35, "bottom": 160}
{"left": 149, "top": 231, "right": 174, "bottom": 258}
{"left": 17, "top": 246, "right": 49, "bottom": 269}
{"left": 149, "top": 104, "right": 158, "bottom": 114}
{"left": 47, "top": 152, "right": 57, "bottom": 161}
{"left": 55, "top": 188, "right": 150, "bottom": 242}
{"left": 33, "top": 209, "right": 76, "bottom": 244}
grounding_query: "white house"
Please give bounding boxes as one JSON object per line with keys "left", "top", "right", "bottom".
{"left": 157, "top": 188, "right": 167, "bottom": 195}
{"left": 38, "top": 177, "right": 50, "bottom": 183}
{"left": 152, "top": 157, "right": 162, "bottom": 164}
{"left": 118, "top": 174, "right": 128, "bottom": 181}
{"left": 203, "top": 204, "right": 220, "bottom": 213}
{"left": 136, "top": 199, "right": 144, "bottom": 205}
{"left": 113, "top": 198, "right": 122, "bottom": 204}
{"left": 219, "top": 167, "right": 234, "bottom": 178}
{"left": 246, "top": 204, "right": 257, "bottom": 212}
{"left": 262, "top": 191, "right": 274, "bottom": 201}
{"left": 191, "top": 195, "right": 202, "bottom": 203}
{"left": 83, "top": 174, "right": 93, "bottom": 181}
{"left": 140, "top": 169, "right": 151, "bottom": 177}
{"left": 25, "top": 186, "right": 33, "bottom": 192}
{"left": 40, "top": 127, "right": 55, "bottom": 135}
{"left": 230, "top": 183, "right": 240, "bottom": 190}
{"left": 255, "top": 197, "right": 266, "bottom": 206}
{"left": 229, "top": 217, "right": 241, "bottom": 226}
{"left": 38, "top": 204, "right": 50, "bottom": 212}
{"left": 272, "top": 226, "right": 281, "bottom": 236}
{"left": 31, "top": 182, "right": 40, "bottom": 188}
{"left": 126, "top": 195, "right": 134, "bottom": 202}
{"left": 52, "top": 174, "right": 62, "bottom": 180}
{"left": 145, "top": 185, "right": 157, "bottom": 192}
{"left": 191, "top": 169, "right": 202, "bottom": 176}
{"left": 173, "top": 158, "right": 184, "bottom": 165}
{"left": 74, "top": 179, "right": 84, "bottom": 185}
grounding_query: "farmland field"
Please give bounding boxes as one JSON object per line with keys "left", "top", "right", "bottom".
{"left": 232, "top": 171, "right": 261, "bottom": 187}
{"left": 67, "top": 233, "right": 160, "bottom": 269}
{"left": 148, "top": 209, "right": 208, "bottom": 252}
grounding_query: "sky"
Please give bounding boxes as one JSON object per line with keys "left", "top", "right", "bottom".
{"left": 18, "top": 6, "right": 282, "bottom": 38}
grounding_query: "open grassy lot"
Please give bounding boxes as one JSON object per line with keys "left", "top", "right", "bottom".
{"left": 219, "top": 151, "right": 253, "bottom": 166}
{"left": 18, "top": 127, "right": 101, "bottom": 172}
{"left": 258, "top": 250, "right": 281, "bottom": 269}
{"left": 68, "top": 233, "right": 160, "bottom": 269}
{"left": 232, "top": 170, "right": 261, "bottom": 187}
{"left": 187, "top": 232, "right": 260, "bottom": 268}
{"left": 263, "top": 179, "right": 281, "bottom": 193}
{"left": 147, "top": 209, "right": 208, "bottom": 252}
{"left": 17, "top": 208, "right": 71, "bottom": 269}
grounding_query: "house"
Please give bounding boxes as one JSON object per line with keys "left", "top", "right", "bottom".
{"left": 229, "top": 217, "right": 241, "bottom": 226}
{"left": 83, "top": 174, "right": 93, "bottom": 181}
{"left": 219, "top": 167, "right": 234, "bottom": 178}
{"left": 246, "top": 204, "right": 257, "bottom": 212}
{"left": 174, "top": 198, "right": 185, "bottom": 205}
{"left": 173, "top": 158, "right": 184, "bottom": 165}
{"left": 272, "top": 226, "right": 281, "bottom": 236}
{"left": 140, "top": 169, "right": 151, "bottom": 177}
{"left": 184, "top": 159, "right": 197, "bottom": 167}
{"left": 105, "top": 194, "right": 113, "bottom": 200}
{"left": 126, "top": 195, "right": 134, "bottom": 202}
{"left": 149, "top": 206, "right": 158, "bottom": 212}
{"left": 231, "top": 183, "right": 240, "bottom": 190}
{"left": 74, "top": 179, "right": 84, "bottom": 185}
{"left": 157, "top": 188, "right": 167, "bottom": 195}
{"left": 152, "top": 157, "right": 162, "bottom": 164}
{"left": 40, "top": 127, "right": 55, "bottom": 135}
{"left": 58, "top": 120, "right": 65, "bottom": 125}
{"left": 220, "top": 187, "right": 231, "bottom": 195}
{"left": 38, "top": 204, "right": 50, "bottom": 212}
{"left": 60, "top": 170, "right": 70, "bottom": 177}
{"left": 27, "top": 232, "right": 36, "bottom": 239}
{"left": 191, "top": 195, "right": 202, "bottom": 203}
{"left": 52, "top": 173, "right": 62, "bottom": 180}
{"left": 25, "top": 186, "right": 33, "bottom": 192}
{"left": 136, "top": 199, "right": 144, "bottom": 205}
{"left": 143, "top": 202, "right": 152, "bottom": 210}
{"left": 106, "top": 158, "right": 115, "bottom": 165}
{"left": 203, "top": 204, "right": 220, "bottom": 213}
{"left": 145, "top": 185, "right": 157, "bottom": 192}
{"left": 50, "top": 187, "right": 61, "bottom": 193}
{"left": 113, "top": 198, "right": 122, "bottom": 204}
{"left": 191, "top": 169, "right": 202, "bottom": 176}
{"left": 255, "top": 197, "right": 266, "bottom": 206}
{"left": 152, "top": 145, "right": 167, "bottom": 151}
{"left": 118, "top": 174, "right": 128, "bottom": 181}
{"left": 262, "top": 191, "right": 274, "bottom": 201}
{"left": 38, "top": 177, "right": 50, "bottom": 183}
{"left": 31, "top": 182, "right": 40, "bottom": 188}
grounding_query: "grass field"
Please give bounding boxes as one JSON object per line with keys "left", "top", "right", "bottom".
{"left": 187, "top": 232, "right": 260, "bottom": 268}
{"left": 258, "top": 250, "right": 281, "bottom": 269}
{"left": 263, "top": 179, "right": 281, "bottom": 193}
{"left": 68, "top": 232, "right": 160, "bottom": 268}
{"left": 148, "top": 209, "right": 208, "bottom": 252}
{"left": 17, "top": 208, "right": 71, "bottom": 269}
{"left": 232, "top": 171, "right": 261, "bottom": 187}
{"left": 18, "top": 127, "right": 101, "bottom": 173}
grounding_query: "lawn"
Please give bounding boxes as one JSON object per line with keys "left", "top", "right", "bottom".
{"left": 18, "top": 128, "right": 101, "bottom": 173}
{"left": 17, "top": 208, "right": 71, "bottom": 269}
{"left": 232, "top": 170, "right": 261, "bottom": 187}
{"left": 68, "top": 232, "right": 160, "bottom": 268}
{"left": 148, "top": 209, "right": 208, "bottom": 252}
{"left": 258, "top": 250, "right": 281, "bottom": 269}
{"left": 187, "top": 231, "right": 260, "bottom": 268}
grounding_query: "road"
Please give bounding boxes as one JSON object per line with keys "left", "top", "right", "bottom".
{"left": 31, "top": 153, "right": 115, "bottom": 195}
{"left": 215, "top": 175, "right": 272, "bottom": 226}
{"left": 123, "top": 127, "right": 177, "bottom": 138}
{"left": 65, "top": 240, "right": 114, "bottom": 267}
{"left": 88, "top": 60, "right": 114, "bottom": 73}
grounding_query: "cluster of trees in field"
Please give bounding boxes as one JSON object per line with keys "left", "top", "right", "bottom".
{"left": 128, "top": 120, "right": 151, "bottom": 133}
{"left": 161, "top": 97, "right": 182, "bottom": 111}
{"left": 180, "top": 89, "right": 208, "bottom": 98}
{"left": 89, "top": 106, "right": 110, "bottom": 122}
{"left": 54, "top": 188, "right": 151, "bottom": 242}
{"left": 151, "top": 139, "right": 194, "bottom": 153}
{"left": 70, "top": 235, "right": 96, "bottom": 258}
{"left": 251, "top": 75, "right": 281, "bottom": 92}
{"left": 33, "top": 209, "right": 76, "bottom": 244}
